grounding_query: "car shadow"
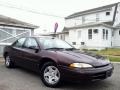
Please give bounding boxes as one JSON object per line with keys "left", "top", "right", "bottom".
{"left": 59, "top": 79, "right": 113, "bottom": 90}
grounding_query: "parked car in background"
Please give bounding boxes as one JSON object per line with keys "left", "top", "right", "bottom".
{"left": 3, "top": 37, "right": 114, "bottom": 87}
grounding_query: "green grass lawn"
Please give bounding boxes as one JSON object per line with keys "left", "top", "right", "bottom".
{"left": 88, "top": 48, "right": 120, "bottom": 62}
{"left": 96, "top": 48, "right": 120, "bottom": 56}
{"left": 108, "top": 56, "right": 120, "bottom": 62}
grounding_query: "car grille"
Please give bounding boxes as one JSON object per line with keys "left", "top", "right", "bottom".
{"left": 94, "top": 64, "right": 109, "bottom": 68}
{"left": 91, "top": 70, "right": 112, "bottom": 81}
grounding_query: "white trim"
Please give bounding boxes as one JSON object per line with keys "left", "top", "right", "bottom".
{"left": 0, "top": 43, "right": 11, "bottom": 45}
{"left": 0, "top": 30, "right": 30, "bottom": 42}
{"left": 2, "top": 26, "right": 27, "bottom": 30}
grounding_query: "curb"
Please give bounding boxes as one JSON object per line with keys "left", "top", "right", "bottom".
{"left": 0, "top": 60, "right": 4, "bottom": 63}
{"left": 112, "top": 62, "right": 120, "bottom": 64}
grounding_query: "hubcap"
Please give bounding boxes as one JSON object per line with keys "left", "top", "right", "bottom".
{"left": 5, "top": 56, "right": 10, "bottom": 66}
{"left": 44, "top": 66, "right": 60, "bottom": 85}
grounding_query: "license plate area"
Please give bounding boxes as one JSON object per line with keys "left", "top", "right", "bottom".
{"left": 106, "top": 70, "right": 112, "bottom": 77}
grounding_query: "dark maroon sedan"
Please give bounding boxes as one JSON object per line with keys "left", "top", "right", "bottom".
{"left": 3, "top": 37, "right": 113, "bottom": 87}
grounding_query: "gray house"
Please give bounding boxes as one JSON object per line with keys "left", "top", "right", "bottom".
{"left": 0, "top": 15, "right": 38, "bottom": 56}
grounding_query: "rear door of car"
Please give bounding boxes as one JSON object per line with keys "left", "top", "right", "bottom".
{"left": 11, "top": 38, "right": 26, "bottom": 65}
{"left": 21, "top": 37, "right": 41, "bottom": 71}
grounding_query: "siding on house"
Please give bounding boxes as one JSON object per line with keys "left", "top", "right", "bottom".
{"left": 65, "top": 4, "right": 116, "bottom": 28}
{"left": 67, "top": 25, "right": 112, "bottom": 49}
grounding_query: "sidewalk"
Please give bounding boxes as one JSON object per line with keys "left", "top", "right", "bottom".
{"left": 112, "top": 62, "right": 120, "bottom": 64}
{"left": 0, "top": 58, "right": 4, "bottom": 63}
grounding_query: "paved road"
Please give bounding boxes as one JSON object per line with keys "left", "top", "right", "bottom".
{"left": 0, "top": 61, "right": 120, "bottom": 90}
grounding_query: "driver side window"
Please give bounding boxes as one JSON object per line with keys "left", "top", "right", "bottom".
{"left": 24, "top": 38, "right": 38, "bottom": 49}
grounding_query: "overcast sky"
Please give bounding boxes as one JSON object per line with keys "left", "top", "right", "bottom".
{"left": 0, "top": 0, "right": 119, "bottom": 34}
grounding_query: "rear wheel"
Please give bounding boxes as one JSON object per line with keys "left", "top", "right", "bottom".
{"left": 41, "top": 62, "right": 61, "bottom": 87}
{"left": 5, "top": 55, "right": 15, "bottom": 68}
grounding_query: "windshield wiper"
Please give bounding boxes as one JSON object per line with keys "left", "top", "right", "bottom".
{"left": 45, "top": 47, "right": 76, "bottom": 51}
{"left": 45, "top": 47, "right": 65, "bottom": 50}
{"left": 65, "top": 48, "right": 76, "bottom": 51}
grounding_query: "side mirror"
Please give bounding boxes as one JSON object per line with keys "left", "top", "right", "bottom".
{"left": 29, "top": 46, "right": 39, "bottom": 53}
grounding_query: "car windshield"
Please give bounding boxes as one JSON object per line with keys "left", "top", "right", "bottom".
{"left": 38, "top": 38, "right": 74, "bottom": 50}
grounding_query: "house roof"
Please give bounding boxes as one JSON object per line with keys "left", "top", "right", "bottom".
{"left": 0, "top": 15, "right": 39, "bottom": 29}
{"left": 65, "top": 3, "right": 118, "bottom": 19}
{"left": 64, "top": 22, "right": 114, "bottom": 30}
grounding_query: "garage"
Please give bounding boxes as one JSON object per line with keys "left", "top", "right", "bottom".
{"left": 0, "top": 15, "right": 38, "bottom": 56}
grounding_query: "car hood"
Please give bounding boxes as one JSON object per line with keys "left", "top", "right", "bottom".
{"left": 57, "top": 50, "right": 110, "bottom": 67}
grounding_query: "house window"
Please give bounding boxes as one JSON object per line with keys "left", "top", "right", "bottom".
{"left": 72, "top": 42, "right": 76, "bottom": 45}
{"left": 93, "top": 29, "right": 98, "bottom": 34}
{"left": 106, "top": 12, "right": 110, "bottom": 16}
{"left": 103, "top": 29, "right": 108, "bottom": 40}
{"left": 81, "top": 42, "right": 85, "bottom": 45}
{"left": 88, "top": 29, "right": 92, "bottom": 39}
{"left": 103, "top": 29, "right": 105, "bottom": 39}
{"left": 106, "top": 30, "right": 108, "bottom": 40}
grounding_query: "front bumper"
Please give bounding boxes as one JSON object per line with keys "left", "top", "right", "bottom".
{"left": 58, "top": 64, "right": 114, "bottom": 82}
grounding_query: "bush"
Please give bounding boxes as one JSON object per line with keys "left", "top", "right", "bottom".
{"left": 82, "top": 49, "right": 88, "bottom": 51}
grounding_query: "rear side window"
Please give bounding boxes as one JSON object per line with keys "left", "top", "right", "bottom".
{"left": 13, "top": 38, "right": 26, "bottom": 48}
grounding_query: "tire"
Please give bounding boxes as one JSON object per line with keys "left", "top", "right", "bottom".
{"left": 41, "top": 62, "right": 61, "bottom": 87}
{"left": 5, "top": 55, "right": 15, "bottom": 68}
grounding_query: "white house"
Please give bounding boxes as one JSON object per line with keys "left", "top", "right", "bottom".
{"left": 0, "top": 15, "right": 38, "bottom": 56}
{"left": 58, "top": 2, "right": 120, "bottom": 50}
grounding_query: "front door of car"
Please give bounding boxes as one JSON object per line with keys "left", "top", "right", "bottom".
{"left": 21, "top": 38, "right": 41, "bottom": 71}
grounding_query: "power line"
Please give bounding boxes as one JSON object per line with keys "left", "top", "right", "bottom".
{"left": 0, "top": 1, "right": 114, "bottom": 21}
{"left": 0, "top": 2, "right": 64, "bottom": 18}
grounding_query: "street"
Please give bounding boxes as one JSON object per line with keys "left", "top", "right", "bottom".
{"left": 0, "top": 61, "right": 120, "bottom": 90}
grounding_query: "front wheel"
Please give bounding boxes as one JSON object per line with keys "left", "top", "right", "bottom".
{"left": 41, "top": 62, "right": 61, "bottom": 87}
{"left": 5, "top": 55, "right": 14, "bottom": 68}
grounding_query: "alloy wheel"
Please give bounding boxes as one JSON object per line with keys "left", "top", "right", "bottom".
{"left": 43, "top": 66, "right": 60, "bottom": 85}
{"left": 5, "top": 56, "right": 11, "bottom": 67}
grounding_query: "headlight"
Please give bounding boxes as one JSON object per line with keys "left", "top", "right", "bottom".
{"left": 69, "top": 63, "right": 93, "bottom": 68}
